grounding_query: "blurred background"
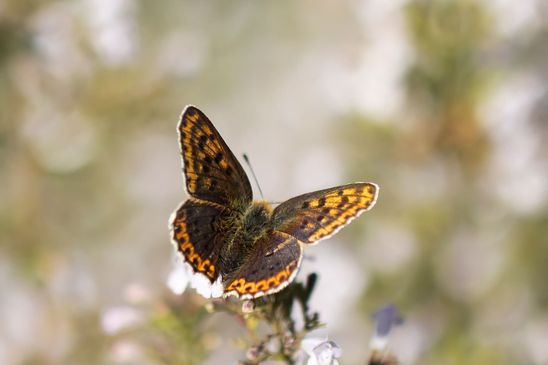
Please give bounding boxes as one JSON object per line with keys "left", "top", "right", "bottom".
{"left": 1, "top": 0, "right": 547, "bottom": 364}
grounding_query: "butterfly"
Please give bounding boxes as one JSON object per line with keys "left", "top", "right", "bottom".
{"left": 170, "top": 106, "right": 379, "bottom": 300}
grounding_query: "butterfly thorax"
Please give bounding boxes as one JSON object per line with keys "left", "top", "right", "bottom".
{"left": 219, "top": 201, "right": 273, "bottom": 278}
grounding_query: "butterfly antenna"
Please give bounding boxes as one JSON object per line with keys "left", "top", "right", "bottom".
{"left": 243, "top": 153, "right": 264, "bottom": 199}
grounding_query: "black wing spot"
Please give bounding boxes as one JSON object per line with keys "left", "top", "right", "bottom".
{"left": 198, "top": 134, "right": 207, "bottom": 151}
{"left": 318, "top": 197, "right": 326, "bottom": 207}
{"left": 197, "top": 134, "right": 208, "bottom": 150}
{"left": 317, "top": 215, "right": 324, "bottom": 222}
{"left": 302, "top": 201, "right": 310, "bottom": 209}
{"left": 208, "top": 180, "right": 218, "bottom": 191}
{"left": 322, "top": 207, "right": 330, "bottom": 214}
{"left": 214, "top": 152, "right": 223, "bottom": 164}
{"left": 204, "top": 155, "right": 212, "bottom": 164}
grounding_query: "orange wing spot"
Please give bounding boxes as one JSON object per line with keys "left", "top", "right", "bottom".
{"left": 176, "top": 230, "right": 190, "bottom": 242}
{"left": 347, "top": 196, "right": 357, "bottom": 204}
{"left": 206, "top": 263, "right": 215, "bottom": 278}
{"left": 198, "top": 259, "right": 216, "bottom": 279}
{"left": 227, "top": 278, "right": 245, "bottom": 291}
{"left": 256, "top": 280, "right": 268, "bottom": 291}
{"left": 244, "top": 282, "right": 256, "bottom": 293}
{"left": 309, "top": 200, "right": 319, "bottom": 208}
{"left": 344, "top": 188, "right": 357, "bottom": 195}
{"left": 271, "top": 277, "right": 280, "bottom": 288}
{"left": 184, "top": 112, "right": 199, "bottom": 124}
{"left": 181, "top": 241, "right": 193, "bottom": 252}
{"left": 218, "top": 159, "right": 228, "bottom": 170}
{"left": 203, "top": 127, "right": 213, "bottom": 136}
{"left": 277, "top": 271, "right": 288, "bottom": 282}
{"left": 188, "top": 252, "right": 200, "bottom": 263}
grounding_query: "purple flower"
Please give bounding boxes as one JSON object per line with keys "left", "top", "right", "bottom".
{"left": 370, "top": 304, "right": 403, "bottom": 351}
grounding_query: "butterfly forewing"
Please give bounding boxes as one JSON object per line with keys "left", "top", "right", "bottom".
{"left": 178, "top": 106, "right": 252, "bottom": 208}
{"left": 224, "top": 231, "right": 302, "bottom": 299}
{"left": 272, "top": 183, "right": 379, "bottom": 244}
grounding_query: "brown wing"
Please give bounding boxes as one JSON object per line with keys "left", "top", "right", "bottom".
{"left": 223, "top": 231, "right": 302, "bottom": 299}
{"left": 170, "top": 198, "right": 230, "bottom": 284}
{"left": 178, "top": 106, "right": 252, "bottom": 208}
{"left": 272, "top": 182, "right": 379, "bottom": 244}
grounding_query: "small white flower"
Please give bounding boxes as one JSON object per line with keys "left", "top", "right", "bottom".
{"left": 123, "top": 282, "right": 151, "bottom": 304}
{"left": 167, "top": 258, "right": 191, "bottom": 295}
{"left": 241, "top": 300, "right": 255, "bottom": 313}
{"left": 189, "top": 272, "right": 224, "bottom": 298}
{"left": 301, "top": 329, "right": 342, "bottom": 365}
{"left": 167, "top": 254, "right": 224, "bottom": 298}
{"left": 110, "top": 340, "right": 143, "bottom": 362}
{"left": 101, "top": 306, "right": 143, "bottom": 334}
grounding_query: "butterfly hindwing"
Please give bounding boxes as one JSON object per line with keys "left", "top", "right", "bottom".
{"left": 178, "top": 106, "right": 252, "bottom": 208}
{"left": 170, "top": 198, "right": 230, "bottom": 283}
{"left": 224, "top": 231, "right": 302, "bottom": 299}
{"left": 272, "top": 183, "right": 379, "bottom": 244}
